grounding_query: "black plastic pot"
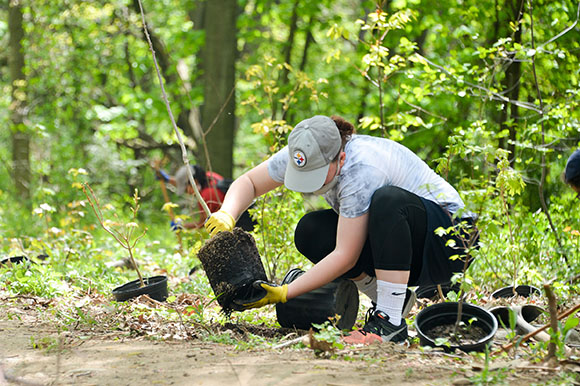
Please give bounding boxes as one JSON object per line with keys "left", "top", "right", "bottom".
{"left": 197, "top": 228, "right": 267, "bottom": 312}
{"left": 112, "top": 275, "right": 168, "bottom": 302}
{"left": 489, "top": 304, "right": 548, "bottom": 341}
{"left": 491, "top": 285, "right": 541, "bottom": 299}
{"left": 0, "top": 255, "right": 30, "bottom": 266}
{"left": 416, "top": 282, "right": 460, "bottom": 300}
{"left": 275, "top": 268, "right": 359, "bottom": 331}
{"left": 415, "top": 302, "right": 498, "bottom": 352}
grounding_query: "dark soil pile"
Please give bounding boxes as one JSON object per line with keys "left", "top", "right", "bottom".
{"left": 425, "top": 323, "right": 488, "bottom": 346}
{"left": 197, "top": 228, "right": 267, "bottom": 313}
{"left": 219, "top": 322, "right": 300, "bottom": 339}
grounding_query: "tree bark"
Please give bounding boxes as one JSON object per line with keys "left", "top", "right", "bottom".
{"left": 9, "top": 0, "right": 31, "bottom": 202}
{"left": 201, "top": 0, "right": 237, "bottom": 178}
{"left": 496, "top": 0, "right": 524, "bottom": 167}
{"left": 277, "top": 0, "right": 300, "bottom": 121}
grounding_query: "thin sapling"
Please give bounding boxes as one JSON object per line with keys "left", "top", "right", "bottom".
{"left": 82, "top": 183, "right": 147, "bottom": 287}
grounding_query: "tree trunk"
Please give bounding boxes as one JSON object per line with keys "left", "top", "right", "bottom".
{"left": 277, "top": 0, "right": 300, "bottom": 121}
{"left": 9, "top": 0, "right": 31, "bottom": 202}
{"left": 201, "top": 0, "right": 237, "bottom": 178}
{"left": 496, "top": 0, "right": 524, "bottom": 166}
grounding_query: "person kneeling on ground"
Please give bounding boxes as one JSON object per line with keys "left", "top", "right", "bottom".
{"left": 204, "top": 115, "right": 478, "bottom": 345}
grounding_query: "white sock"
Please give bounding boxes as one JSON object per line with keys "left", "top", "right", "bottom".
{"left": 376, "top": 280, "right": 407, "bottom": 326}
{"left": 354, "top": 276, "right": 377, "bottom": 303}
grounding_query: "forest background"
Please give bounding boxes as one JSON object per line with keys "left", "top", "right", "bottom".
{"left": 1, "top": 0, "right": 580, "bottom": 317}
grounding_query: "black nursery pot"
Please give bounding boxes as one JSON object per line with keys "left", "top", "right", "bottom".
{"left": 112, "top": 275, "right": 168, "bottom": 302}
{"left": 415, "top": 302, "right": 498, "bottom": 352}
{"left": 275, "top": 268, "right": 359, "bottom": 331}
{"left": 0, "top": 255, "right": 30, "bottom": 266}
{"left": 197, "top": 228, "right": 268, "bottom": 312}
{"left": 416, "top": 282, "right": 460, "bottom": 300}
{"left": 491, "top": 285, "right": 541, "bottom": 299}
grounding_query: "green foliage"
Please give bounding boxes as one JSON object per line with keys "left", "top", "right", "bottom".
{"left": 251, "top": 188, "right": 308, "bottom": 282}
{"left": 238, "top": 54, "right": 326, "bottom": 281}
{"left": 469, "top": 348, "right": 510, "bottom": 385}
{"left": 83, "top": 183, "right": 148, "bottom": 286}
{"left": 311, "top": 320, "right": 345, "bottom": 352}
{"left": 2, "top": 1, "right": 580, "bottom": 362}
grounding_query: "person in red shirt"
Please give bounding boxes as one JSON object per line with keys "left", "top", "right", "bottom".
{"left": 161, "top": 165, "right": 255, "bottom": 231}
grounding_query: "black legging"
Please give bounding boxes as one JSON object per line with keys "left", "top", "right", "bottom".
{"left": 294, "top": 186, "right": 427, "bottom": 285}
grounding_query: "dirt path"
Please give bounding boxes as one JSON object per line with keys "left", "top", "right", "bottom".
{"left": 0, "top": 318, "right": 550, "bottom": 386}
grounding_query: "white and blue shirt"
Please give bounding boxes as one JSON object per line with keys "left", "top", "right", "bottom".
{"left": 268, "top": 134, "right": 466, "bottom": 218}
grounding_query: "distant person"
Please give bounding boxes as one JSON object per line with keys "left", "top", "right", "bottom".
{"left": 564, "top": 150, "right": 580, "bottom": 197}
{"left": 157, "top": 165, "right": 255, "bottom": 232}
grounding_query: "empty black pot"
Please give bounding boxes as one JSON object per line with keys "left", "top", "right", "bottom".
{"left": 415, "top": 302, "right": 498, "bottom": 352}
{"left": 112, "top": 275, "right": 168, "bottom": 302}
{"left": 491, "top": 285, "right": 541, "bottom": 299}
{"left": 275, "top": 268, "right": 359, "bottom": 331}
{"left": 416, "top": 282, "right": 461, "bottom": 300}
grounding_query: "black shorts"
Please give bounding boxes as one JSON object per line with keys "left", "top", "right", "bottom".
{"left": 294, "top": 186, "right": 478, "bottom": 286}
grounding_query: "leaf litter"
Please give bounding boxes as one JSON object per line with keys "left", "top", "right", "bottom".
{"left": 2, "top": 286, "right": 580, "bottom": 385}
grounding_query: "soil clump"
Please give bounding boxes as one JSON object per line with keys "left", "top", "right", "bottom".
{"left": 197, "top": 228, "right": 267, "bottom": 313}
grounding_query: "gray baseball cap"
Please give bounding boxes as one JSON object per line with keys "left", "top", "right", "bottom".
{"left": 284, "top": 116, "right": 341, "bottom": 193}
{"left": 175, "top": 165, "right": 195, "bottom": 195}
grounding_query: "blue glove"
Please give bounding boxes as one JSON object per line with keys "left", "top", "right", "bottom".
{"left": 170, "top": 219, "right": 183, "bottom": 231}
{"left": 156, "top": 169, "right": 170, "bottom": 183}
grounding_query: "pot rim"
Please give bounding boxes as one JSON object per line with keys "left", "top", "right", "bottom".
{"left": 491, "top": 285, "right": 541, "bottom": 299}
{"left": 112, "top": 275, "right": 168, "bottom": 293}
{"left": 415, "top": 302, "right": 498, "bottom": 351}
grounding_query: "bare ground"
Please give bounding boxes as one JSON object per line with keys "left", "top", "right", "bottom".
{"left": 1, "top": 292, "right": 579, "bottom": 385}
{"left": 2, "top": 316, "right": 574, "bottom": 386}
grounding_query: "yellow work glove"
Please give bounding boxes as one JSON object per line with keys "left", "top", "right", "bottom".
{"left": 204, "top": 209, "right": 235, "bottom": 237}
{"left": 235, "top": 281, "right": 288, "bottom": 310}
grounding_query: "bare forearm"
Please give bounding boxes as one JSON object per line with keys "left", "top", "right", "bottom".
{"left": 220, "top": 175, "right": 256, "bottom": 220}
{"left": 286, "top": 214, "right": 369, "bottom": 300}
{"left": 286, "top": 251, "right": 356, "bottom": 299}
{"left": 219, "top": 161, "right": 281, "bottom": 220}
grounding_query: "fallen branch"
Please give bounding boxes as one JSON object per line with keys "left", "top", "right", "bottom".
{"left": 272, "top": 335, "right": 306, "bottom": 349}
{"left": 514, "top": 365, "right": 561, "bottom": 372}
{"left": 493, "top": 302, "right": 580, "bottom": 355}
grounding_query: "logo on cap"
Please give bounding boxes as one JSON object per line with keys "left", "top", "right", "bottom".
{"left": 293, "top": 150, "right": 306, "bottom": 168}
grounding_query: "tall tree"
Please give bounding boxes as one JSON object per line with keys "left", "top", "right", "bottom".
{"left": 201, "top": 0, "right": 237, "bottom": 178}
{"left": 8, "top": 0, "right": 30, "bottom": 202}
{"left": 494, "top": 0, "right": 525, "bottom": 166}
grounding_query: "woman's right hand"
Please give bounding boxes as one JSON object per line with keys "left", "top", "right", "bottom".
{"left": 204, "top": 210, "right": 235, "bottom": 237}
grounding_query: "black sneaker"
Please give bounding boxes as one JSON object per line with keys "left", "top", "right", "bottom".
{"left": 343, "top": 309, "right": 408, "bottom": 345}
